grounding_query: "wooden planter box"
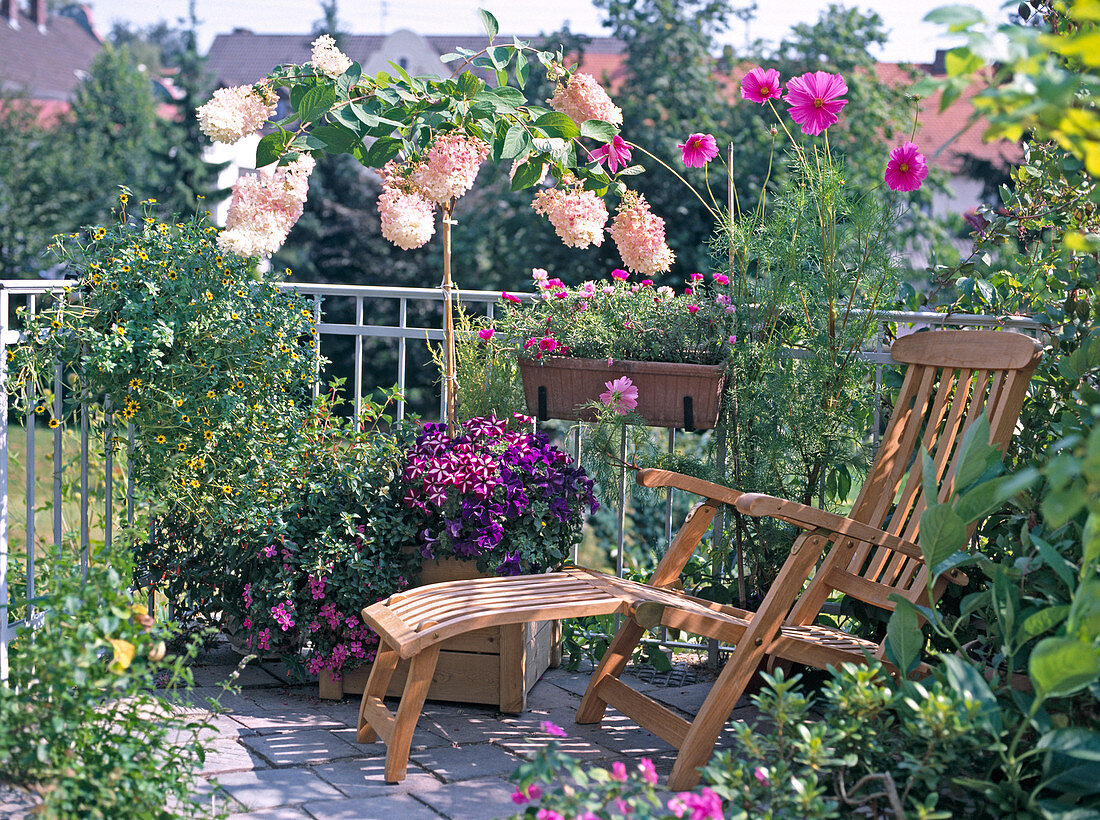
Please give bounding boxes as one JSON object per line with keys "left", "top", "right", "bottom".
{"left": 318, "top": 556, "right": 555, "bottom": 713}
{"left": 519, "top": 357, "right": 727, "bottom": 430}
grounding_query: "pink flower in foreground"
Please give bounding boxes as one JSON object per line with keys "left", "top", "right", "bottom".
{"left": 532, "top": 186, "right": 608, "bottom": 249}
{"left": 539, "top": 720, "right": 567, "bottom": 737}
{"left": 713, "top": 273, "right": 729, "bottom": 285}
{"left": 550, "top": 72, "right": 623, "bottom": 126}
{"left": 536, "top": 811, "right": 564, "bottom": 820}
{"left": 784, "top": 71, "right": 848, "bottom": 136}
{"left": 638, "top": 758, "right": 659, "bottom": 785}
{"left": 412, "top": 132, "right": 489, "bottom": 203}
{"left": 218, "top": 155, "right": 315, "bottom": 257}
{"left": 611, "top": 268, "right": 629, "bottom": 281}
{"left": 728, "top": 335, "right": 737, "bottom": 344}
{"left": 668, "top": 787, "right": 724, "bottom": 819}
{"left": 197, "top": 85, "right": 275, "bottom": 145}
{"left": 502, "top": 292, "right": 522, "bottom": 304}
{"left": 884, "top": 141, "right": 929, "bottom": 192}
{"left": 687, "top": 304, "right": 699, "bottom": 314}
{"left": 590, "top": 135, "right": 633, "bottom": 173}
{"left": 678, "top": 133, "right": 719, "bottom": 168}
{"left": 600, "top": 376, "right": 639, "bottom": 415}
{"left": 611, "top": 760, "right": 629, "bottom": 782}
{"left": 511, "top": 784, "right": 541, "bottom": 805}
{"left": 477, "top": 328, "right": 495, "bottom": 341}
{"left": 740, "top": 67, "right": 783, "bottom": 105}
{"left": 754, "top": 766, "right": 768, "bottom": 784}
{"left": 539, "top": 337, "right": 559, "bottom": 352}
{"left": 609, "top": 194, "right": 675, "bottom": 275}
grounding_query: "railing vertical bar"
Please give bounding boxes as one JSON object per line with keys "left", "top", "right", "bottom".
{"left": 873, "top": 325, "right": 884, "bottom": 447}
{"left": 312, "top": 295, "right": 322, "bottom": 401}
{"left": 0, "top": 288, "right": 11, "bottom": 682}
{"left": 52, "top": 361, "right": 63, "bottom": 555}
{"left": 353, "top": 296, "right": 363, "bottom": 419}
{"left": 397, "top": 298, "right": 407, "bottom": 421}
{"left": 79, "top": 371, "right": 89, "bottom": 580}
{"left": 126, "top": 424, "right": 135, "bottom": 527}
{"left": 24, "top": 296, "right": 36, "bottom": 624}
{"left": 104, "top": 398, "right": 112, "bottom": 550}
{"left": 660, "top": 427, "right": 676, "bottom": 648}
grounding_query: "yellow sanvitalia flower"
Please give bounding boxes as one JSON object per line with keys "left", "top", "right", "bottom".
{"left": 48, "top": 419, "right": 59, "bottom": 429}
{"left": 155, "top": 435, "right": 166, "bottom": 444}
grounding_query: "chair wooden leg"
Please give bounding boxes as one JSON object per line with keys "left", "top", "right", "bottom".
{"left": 576, "top": 619, "right": 645, "bottom": 724}
{"left": 357, "top": 644, "right": 399, "bottom": 743}
{"left": 667, "top": 641, "right": 765, "bottom": 791}
{"left": 384, "top": 644, "right": 441, "bottom": 784}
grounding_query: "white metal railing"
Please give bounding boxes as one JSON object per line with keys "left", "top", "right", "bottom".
{"left": 0, "top": 279, "right": 1044, "bottom": 679}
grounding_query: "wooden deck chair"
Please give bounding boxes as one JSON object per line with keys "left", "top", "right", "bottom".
{"left": 356, "top": 329, "right": 1042, "bottom": 788}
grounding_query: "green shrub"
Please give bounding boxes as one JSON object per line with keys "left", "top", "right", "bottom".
{"left": 0, "top": 544, "right": 215, "bottom": 819}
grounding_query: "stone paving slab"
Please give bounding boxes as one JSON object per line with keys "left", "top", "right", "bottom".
{"left": 186, "top": 647, "right": 758, "bottom": 819}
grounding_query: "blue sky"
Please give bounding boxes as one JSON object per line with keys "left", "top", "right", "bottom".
{"left": 84, "top": 0, "right": 1013, "bottom": 62}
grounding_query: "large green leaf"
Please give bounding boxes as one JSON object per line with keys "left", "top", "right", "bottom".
{"left": 296, "top": 85, "right": 336, "bottom": 125}
{"left": 954, "top": 414, "right": 998, "bottom": 491}
{"left": 1020, "top": 605, "right": 1071, "bottom": 642}
{"left": 1029, "top": 637, "right": 1100, "bottom": 699}
{"left": 311, "top": 124, "right": 357, "bottom": 155}
{"left": 953, "top": 469, "right": 1037, "bottom": 524}
{"left": 580, "top": 119, "right": 618, "bottom": 143}
{"left": 362, "top": 136, "right": 402, "bottom": 169}
{"left": 1037, "top": 728, "right": 1100, "bottom": 762}
{"left": 940, "top": 653, "right": 1002, "bottom": 734}
{"left": 478, "top": 8, "right": 499, "bottom": 40}
{"left": 255, "top": 130, "right": 292, "bottom": 167}
{"left": 884, "top": 599, "right": 923, "bottom": 676}
{"left": 456, "top": 71, "right": 484, "bottom": 99}
{"left": 533, "top": 112, "right": 581, "bottom": 140}
{"left": 919, "top": 504, "right": 968, "bottom": 571}
{"left": 510, "top": 158, "right": 546, "bottom": 191}
{"left": 501, "top": 125, "right": 530, "bottom": 160}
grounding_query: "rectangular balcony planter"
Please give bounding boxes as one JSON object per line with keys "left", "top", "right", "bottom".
{"left": 318, "top": 555, "right": 554, "bottom": 713}
{"left": 519, "top": 357, "right": 727, "bottom": 430}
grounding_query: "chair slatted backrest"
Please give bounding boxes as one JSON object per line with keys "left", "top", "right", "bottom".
{"left": 788, "top": 330, "right": 1043, "bottom": 626}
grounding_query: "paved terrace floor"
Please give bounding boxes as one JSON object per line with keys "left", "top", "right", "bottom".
{"left": 170, "top": 643, "right": 758, "bottom": 819}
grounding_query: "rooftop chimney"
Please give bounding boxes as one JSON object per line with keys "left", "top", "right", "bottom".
{"left": 2, "top": 0, "right": 18, "bottom": 29}
{"left": 31, "top": 0, "right": 45, "bottom": 29}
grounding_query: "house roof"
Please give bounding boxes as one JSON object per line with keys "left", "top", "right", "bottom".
{"left": 0, "top": 5, "right": 101, "bottom": 102}
{"left": 204, "top": 29, "right": 1017, "bottom": 174}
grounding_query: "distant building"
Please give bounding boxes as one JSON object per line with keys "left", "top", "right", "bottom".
{"left": 0, "top": 1, "right": 102, "bottom": 124}
{"left": 203, "top": 28, "right": 1018, "bottom": 225}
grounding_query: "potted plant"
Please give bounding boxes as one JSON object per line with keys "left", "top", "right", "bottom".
{"left": 491, "top": 268, "right": 736, "bottom": 430}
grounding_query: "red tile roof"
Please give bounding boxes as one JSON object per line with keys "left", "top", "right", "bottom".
{"left": 0, "top": 6, "right": 101, "bottom": 104}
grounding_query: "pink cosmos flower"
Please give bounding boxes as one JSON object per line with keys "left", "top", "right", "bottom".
{"left": 740, "top": 67, "right": 783, "bottom": 105}
{"left": 600, "top": 376, "right": 639, "bottom": 415}
{"left": 477, "top": 328, "right": 495, "bottom": 341}
{"left": 611, "top": 268, "right": 629, "bottom": 281}
{"left": 550, "top": 72, "right": 623, "bottom": 126}
{"left": 609, "top": 194, "right": 675, "bottom": 275}
{"left": 590, "top": 135, "right": 633, "bottom": 173}
{"left": 884, "top": 141, "right": 929, "bottom": 191}
{"left": 678, "top": 133, "right": 719, "bottom": 167}
{"left": 531, "top": 187, "right": 609, "bottom": 248}
{"left": 784, "top": 71, "right": 849, "bottom": 136}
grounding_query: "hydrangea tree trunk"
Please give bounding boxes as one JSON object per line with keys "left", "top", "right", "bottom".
{"left": 441, "top": 200, "right": 457, "bottom": 434}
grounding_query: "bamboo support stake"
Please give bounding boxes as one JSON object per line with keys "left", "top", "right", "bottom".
{"left": 441, "top": 200, "right": 457, "bottom": 434}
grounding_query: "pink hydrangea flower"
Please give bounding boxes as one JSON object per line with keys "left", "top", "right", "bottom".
{"left": 378, "top": 185, "right": 436, "bottom": 250}
{"left": 609, "top": 194, "right": 675, "bottom": 275}
{"left": 784, "top": 71, "right": 848, "bottom": 136}
{"left": 477, "top": 328, "right": 495, "bottom": 341}
{"left": 310, "top": 34, "right": 352, "bottom": 78}
{"left": 600, "top": 376, "right": 639, "bottom": 415}
{"left": 740, "top": 67, "right": 783, "bottom": 104}
{"left": 884, "top": 141, "right": 929, "bottom": 191}
{"left": 678, "top": 133, "right": 719, "bottom": 167}
{"left": 218, "top": 155, "right": 315, "bottom": 258}
{"left": 531, "top": 186, "right": 608, "bottom": 249}
{"left": 590, "top": 135, "right": 633, "bottom": 173}
{"left": 197, "top": 85, "right": 275, "bottom": 145}
{"left": 550, "top": 72, "right": 623, "bottom": 126}
{"left": 412, "top": 132, "right": 489, "bottom": 203}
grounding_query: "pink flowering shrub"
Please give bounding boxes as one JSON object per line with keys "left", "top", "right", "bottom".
{"left": 549, "top": 72, "right": 623, "bottom": 126}
{"left": 218, "top": 155, "right": 316, "bottom": 258}
{"left": 196, "top": 84, "right": 276, "bottom": 145}
{"left": 608, "top": 193, "right": 675, "bottom": 276}
{"left": 412, "top": 131, "right": 490, "bottom": 204}
{"left": 531, "top": 184, "right": 609, "bottom": 249}
{"left": 493, "top": 268, "right": 736, "bottom": 365}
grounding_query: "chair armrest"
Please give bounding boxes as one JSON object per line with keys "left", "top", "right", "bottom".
{"left": 636, "top": 468, "right": 743, "bottom": 507}
{"left": 735, "top": 493, "right": 923, "bottom": 560}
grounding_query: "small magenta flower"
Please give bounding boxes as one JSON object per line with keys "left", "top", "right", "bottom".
{"left": 741, "top": 66, "right": 783, "bottom": 104}
{"left": 502, "top": 291, "right": 521, "bottom": 304}
{"left": 687, "top": 304, "right": 699, "bottom": 314}
{"left": 689, "top": 272, "right": 704, "bottom": 283}
{"left": 638, "top": 758, "right": 659, "bottom": 785}
{"left": 538, "top": 337, "right": 559, "bottom": 352}
{"left": 535, "top": 811, "right": 564, "bottom": 820}
{"left": 640, "top": 279, "right": 654, "bottom": 287}
{"left": 539, "top": 720, "right": 568, "bottom": 738}
{"left": 600, "top": 376, "right": 639, "bottom": 415}
{"left": 590, "top": 135, "right": 633, "bottom": 173}
{"left": 511, "top": 784, "right": 541, "bottom": 805}
{"left": 684, "top": 287, "right": 694, "bottom": 296}
{"left": 678, "top": 133, "right": 719, "bottom": 167}
{"left": 784, "top": 71, "right": 848, "bottom": 136}
{"left": 713, "top": 273, "right": 729, "bottom": 285}
{"left": 728, "top": 335, "right": 737, "bottom": 344}
{"left": 884, "top": 142, "right": 929, "bottom": 191}
{"left": 611, "top": 268, "right": 629, "bottom": 281}
{"left": 477, "top": 328, "right": 495, "bottom": 341}
{"left": 611, "top": 760, "right": 629, "bottom": 782}
{"left": 754, "top": 766, "right": 769, "bottom": 784}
